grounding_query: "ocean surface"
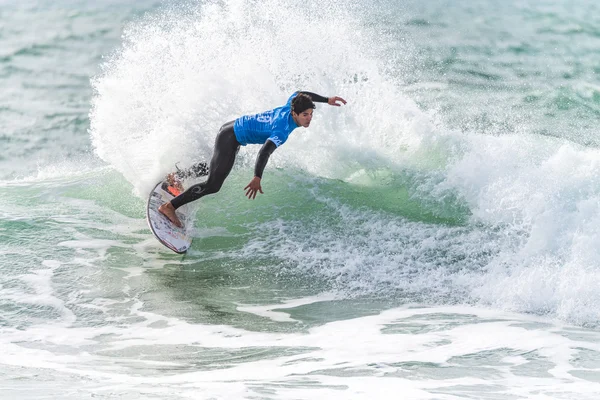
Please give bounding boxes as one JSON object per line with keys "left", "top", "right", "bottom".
{"left": 2, "top": 0, "right": 600, "bottom": 398}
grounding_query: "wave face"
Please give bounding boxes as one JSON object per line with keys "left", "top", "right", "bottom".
{"left": 88, "top": 0, "right": 600, "bottom": 325}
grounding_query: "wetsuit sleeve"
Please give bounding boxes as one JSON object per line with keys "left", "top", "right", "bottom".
{"left": 254, "top": 140, "right": 277, "bottom": 178}
{"left": 298, "top": 91, "right": 329, "bottom": 103}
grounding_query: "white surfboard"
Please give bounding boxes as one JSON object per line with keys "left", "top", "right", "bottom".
{"left": 146, "top": 181, "right": 193, "bottom": 254}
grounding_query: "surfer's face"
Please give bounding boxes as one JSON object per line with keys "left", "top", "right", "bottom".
{"left": 293, "top": 108, "right": 313, "bottom": 128}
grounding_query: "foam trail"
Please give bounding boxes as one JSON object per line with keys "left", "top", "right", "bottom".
{"left": 447, "top": 136, "right": 600, "bottom": 323}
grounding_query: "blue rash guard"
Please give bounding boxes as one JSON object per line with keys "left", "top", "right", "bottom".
{"left": 233, "top": 93, "right": 299, "bottom": 148}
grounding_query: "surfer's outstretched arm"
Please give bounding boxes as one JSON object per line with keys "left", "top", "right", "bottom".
{"left": 244, "top": 140, "right": 277, "bottom": 199}
{"left": 299, "top": 91, "right": 329, "bottom": 103}
{"left": 299, "top": 91, "right": 347, "bottom": 107}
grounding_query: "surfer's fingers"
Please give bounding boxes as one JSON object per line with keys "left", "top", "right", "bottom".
{"left": 329, "top": 96, "right": 346, "bottom": 106}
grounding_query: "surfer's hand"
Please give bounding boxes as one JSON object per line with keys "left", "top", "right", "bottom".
{"left": 328, "top": 96, "right": 347, "bottom": 106}
{"left": 244, "top": 177, "right": 264, "bottom": 200}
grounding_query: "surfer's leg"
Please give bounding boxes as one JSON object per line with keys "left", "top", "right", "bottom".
{"left": 159, "top": 122, "right": 238, "bottom": 226}
{"left": 169, "top": 121, "right": 239, "bottom": 210}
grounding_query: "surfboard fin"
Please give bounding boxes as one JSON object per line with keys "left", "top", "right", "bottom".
{"left": 166, "top": 185, "right": 181, "bottom": 197}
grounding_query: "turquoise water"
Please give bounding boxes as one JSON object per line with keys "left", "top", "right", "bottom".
{"left": 2, "top": 1, "right": 600, "bottom": 398}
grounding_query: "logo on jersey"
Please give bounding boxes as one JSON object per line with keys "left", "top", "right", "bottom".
{"left": 256, "top": 113, "right": 273, "bottom": 123}
{"left": 270, "top": 136, "right": 283, "bottom": 146}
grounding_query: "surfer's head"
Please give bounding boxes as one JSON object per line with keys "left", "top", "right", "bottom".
{"left": 291, "top": 93, "right": 315, "bottom": 128}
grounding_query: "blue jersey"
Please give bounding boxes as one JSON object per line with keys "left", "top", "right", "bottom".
{"left": 233, "top": 93, "right": 299, "bottom": 147}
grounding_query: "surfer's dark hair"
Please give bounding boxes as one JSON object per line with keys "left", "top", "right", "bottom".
{"left": 292, "top": 93, "right": 316, "bottom": 114}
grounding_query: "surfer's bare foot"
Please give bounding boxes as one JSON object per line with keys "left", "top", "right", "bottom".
{"left": 158, "top": 202, "right": 182, "bottom": 228}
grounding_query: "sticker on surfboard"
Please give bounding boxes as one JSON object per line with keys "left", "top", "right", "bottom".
{"left": 146, "top": 181, "right": 192, "bottom": 254}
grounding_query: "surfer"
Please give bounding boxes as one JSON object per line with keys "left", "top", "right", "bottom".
{"left": 159, "top": 91, "right": 347, "bottom": 227}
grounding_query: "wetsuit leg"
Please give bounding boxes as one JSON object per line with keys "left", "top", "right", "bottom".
{"left": 170, "top": 121, "right": 240, "bottom": 209}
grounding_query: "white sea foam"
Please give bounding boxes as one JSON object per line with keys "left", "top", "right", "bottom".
{"left": 2, "top": 303, "right": 599, "bottom": 399}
